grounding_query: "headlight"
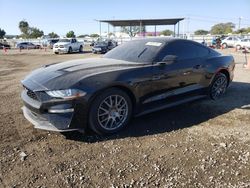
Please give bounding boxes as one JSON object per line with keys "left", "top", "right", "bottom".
{"left": 46, "top": 89, "right": 86, "bottom": 99}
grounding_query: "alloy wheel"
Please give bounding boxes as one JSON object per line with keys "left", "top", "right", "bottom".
{"left": 97, "top": 95, "right": 128, "bottom": 131}
{"left": 211, "top": 75, "right": 228, "bottom": 99}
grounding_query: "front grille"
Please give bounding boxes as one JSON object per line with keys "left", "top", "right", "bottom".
{"left": 25, "top": 88, "right": 38, "bottom": 101}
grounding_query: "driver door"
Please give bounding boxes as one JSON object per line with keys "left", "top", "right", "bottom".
{"left": 146, "top": 41, "right": 206, "bottom": 104}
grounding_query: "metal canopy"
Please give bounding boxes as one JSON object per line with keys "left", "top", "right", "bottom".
{"left": 99, "top": 18, "right": 184, "bottom": 27}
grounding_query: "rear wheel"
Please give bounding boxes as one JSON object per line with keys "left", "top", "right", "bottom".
{"left": 236, "top": 45, "right": 241, "bottom": 50}
{"left": 209, "top": 73, "right": 228, "bottom": 100}
{"left": 89, "top": 88, "right": 132, "bottom": 135}
{"left": 79, "top": 45, "right": 83, "bottom": 53}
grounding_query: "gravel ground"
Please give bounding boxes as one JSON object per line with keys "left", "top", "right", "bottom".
{"left": 0, "top": 48, "right": 250, "bottom": 188}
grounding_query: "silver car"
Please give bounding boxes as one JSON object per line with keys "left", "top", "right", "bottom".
{"left": 221, "top": 36, "right": 241, "bottom": 48}
{"left": 16, "top": 42, "right": 40, "bottom": 49}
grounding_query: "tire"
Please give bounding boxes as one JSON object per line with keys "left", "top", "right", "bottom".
{"left": 88, "top": 88, "right": 132, "bottom": 135}
{"left": 79, "top": 45, "right": 83, "bottom": 53}
{"left": 222, "top": 43, "right": 227, "bottom": 49}
{"left": 209, "top": 73, "right": 228, "bottom": 100}
{"left": 54, "top": 52, "right": 59, "bottom": 54}
{"left": 68, "top": 47, "right": 72, "bottom": 54}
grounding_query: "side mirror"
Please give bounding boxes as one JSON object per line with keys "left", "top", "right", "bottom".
{"left": 160, "top": 55, "right": 177, "bottom": 65}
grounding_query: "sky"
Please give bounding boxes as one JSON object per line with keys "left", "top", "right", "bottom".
{"left": 0, "top": 0, "right": 250, "bottom": 36}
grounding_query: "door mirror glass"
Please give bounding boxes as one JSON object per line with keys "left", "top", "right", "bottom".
{"left": 161, "top": 55, "right": 177, "bottom": 64}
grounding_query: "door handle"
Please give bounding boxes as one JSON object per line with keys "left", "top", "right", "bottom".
{"left": 183, "top": 71, "right": 191, "bottom": 75}
{"left": 193, "top": 64, "right": 202, "bottom": 69}
{"left": 152, "top": 75, "right": 162, "bottom": 81}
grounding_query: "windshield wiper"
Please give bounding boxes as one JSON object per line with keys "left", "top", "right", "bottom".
{"left": 137, "top": 48, "right": 148, "bottom": 58}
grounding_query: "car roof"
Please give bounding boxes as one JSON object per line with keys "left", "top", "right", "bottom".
{"left": 132, "top": 37, "right": 202, "bottom": 46}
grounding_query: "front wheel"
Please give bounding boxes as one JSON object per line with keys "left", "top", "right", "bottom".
{"left": 68, "top": 47, "right": 72, "bottom": 54}
{"left": 209, "top": 73, "right": 228, "bottom": 100}
{"left": 222, "top": 43, "right": 227, "bottom": 49}
{"left": 89, "top": 88, "right": 132, "bottom": 135}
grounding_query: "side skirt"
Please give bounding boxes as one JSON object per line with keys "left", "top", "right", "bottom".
{"left": 135, "top": 95, "right": 207, "bottom": 117}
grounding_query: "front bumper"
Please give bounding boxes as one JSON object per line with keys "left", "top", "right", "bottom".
{"left": 21, "top": 90, "right": 88, "bottom": 132}
{"left": 92, "top": 47, "right": 106, "bottom": 53}
{"left": 22, "top": 106, "right": 78, "bottom": 132}
{"left": 53, "top": 47, "right": 68, "bottom": 53}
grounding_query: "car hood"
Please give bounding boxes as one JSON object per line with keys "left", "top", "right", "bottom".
{"left": 55, "top": 42, "right": 69, "bottom": 46}
{"left": 22, "top": 58, "right": 145, "bottom": 91}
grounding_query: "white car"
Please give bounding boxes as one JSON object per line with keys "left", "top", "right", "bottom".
{"left": 221, "top": 36, "right": 241, "bottom": 48}
{"left": 235, "top": 38, "right": 250, "bottom": 50}
{"left": 53, "top": 38, "right": 84, "bottom": 54}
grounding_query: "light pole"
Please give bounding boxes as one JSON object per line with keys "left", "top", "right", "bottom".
{"left": 238, "top": 16, "right": 243, "bottom": 30}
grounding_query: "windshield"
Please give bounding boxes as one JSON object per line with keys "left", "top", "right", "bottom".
{"left": 58, "top": 39, "right": 70, "bottom": 42}
{"left": 95, "top": 42, "right": 107, "bottom": 46}
{"left": 104, "top": 40, "right": 164, "bottom": 63}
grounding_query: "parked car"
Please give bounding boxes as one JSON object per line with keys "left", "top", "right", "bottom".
{"left": 221, "top": 36, "right": 241, "bottom": 48}
{"left": 92, "top": 40, "right": 117, "bottom": 54}
{"left": 44, "top": 39, "right": 59, "bottom": 49}
{"left": 235, "top": 38, "right": 250, "bottom": 50}
{"left": 0, "top": 42, "right": 11, "bottom": 49}
{"left": 16, "top": 42, "right": 41, "bottom": 49}
{"left": 53, "top": 38, "right": 84, "bottom": 54}
{"left": 21, "top": 38, "right": 235, "bottom": 135}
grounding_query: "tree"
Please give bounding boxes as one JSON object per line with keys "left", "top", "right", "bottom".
{"left": 194, "top": 29, "right": 209, "bottom": 35}
{"left": 66, "top": 31, "right": 75, "bottom": 38}
{"left": 0, "top": 28, "right": 6, "bottom": 39}
{"left": 19, "top": 20, "right": 29, "bottom": 38}
{"left": 78, "top": 34, "right": 89, "bottom": 38}
{"left": 121, "top": 26, "right": 146, "bottom": 37}
{"left": 90, "top": 33, "right": 99, "bottom": 38}
{"left": 210, "top": 22, "right": 235, "bottom": 35}
{"left": 29, "top": 27, "right": 44, "bottom": 38}
{"left": 48, "top": 32, "right": 59, "bottom": 38}
{"left": 234, "top": 27, "right": 250, "bottom": 34}
{"left": 160, "top": 29, "right": 174, "bottom": 36}
{"left": 18, "top": 20, "right": 44, "bottom": 38}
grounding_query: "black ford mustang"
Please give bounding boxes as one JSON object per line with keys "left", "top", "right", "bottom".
{"left": 21, "top": 38, "right": 235, "bottom": 135}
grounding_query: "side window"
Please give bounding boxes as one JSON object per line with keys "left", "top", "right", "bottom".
{"left": 157, "top": 41, "right": 209, "bottom": 61}
{"left": 228, "top": 37, "right": 232, "bottom": 40}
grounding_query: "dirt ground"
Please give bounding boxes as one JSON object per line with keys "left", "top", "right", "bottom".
{"left": 0, "top": 48, "right": 250, "bottom": 188}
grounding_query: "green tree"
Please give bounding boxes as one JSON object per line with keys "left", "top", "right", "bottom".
{"left": 48, "top": 32, "right": 59, "bottom": 38}
{"left": 66, "top": 31, "right": 75, "bottom": 38}
{"left": 194, "top": 29, "right": 209, "bottom": 35}
{"left": 78, "top": 34, "right": 89, "bottom": 38}
{"left": 160, "top": 29, "right": 174, "bottom": 36}
{"left": 19, "top": 20, "right": 29, "bottom": 38}
{"left": 29, "top": 27, "right": 44, "bottom": 38}
{"left": 121, "top": 26, "right": 146, "bottom": 37}
{"left": 0, "top": 28, "right": 6, "bottom": 39}
{"left": 90, "top": 33, "right": 99, "bottom": 38}
{"left": 234, "top": 27, "right": 250, "bottom": 34}
{"left": 210, "top": 22, "right": 235, "bottom": 35}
